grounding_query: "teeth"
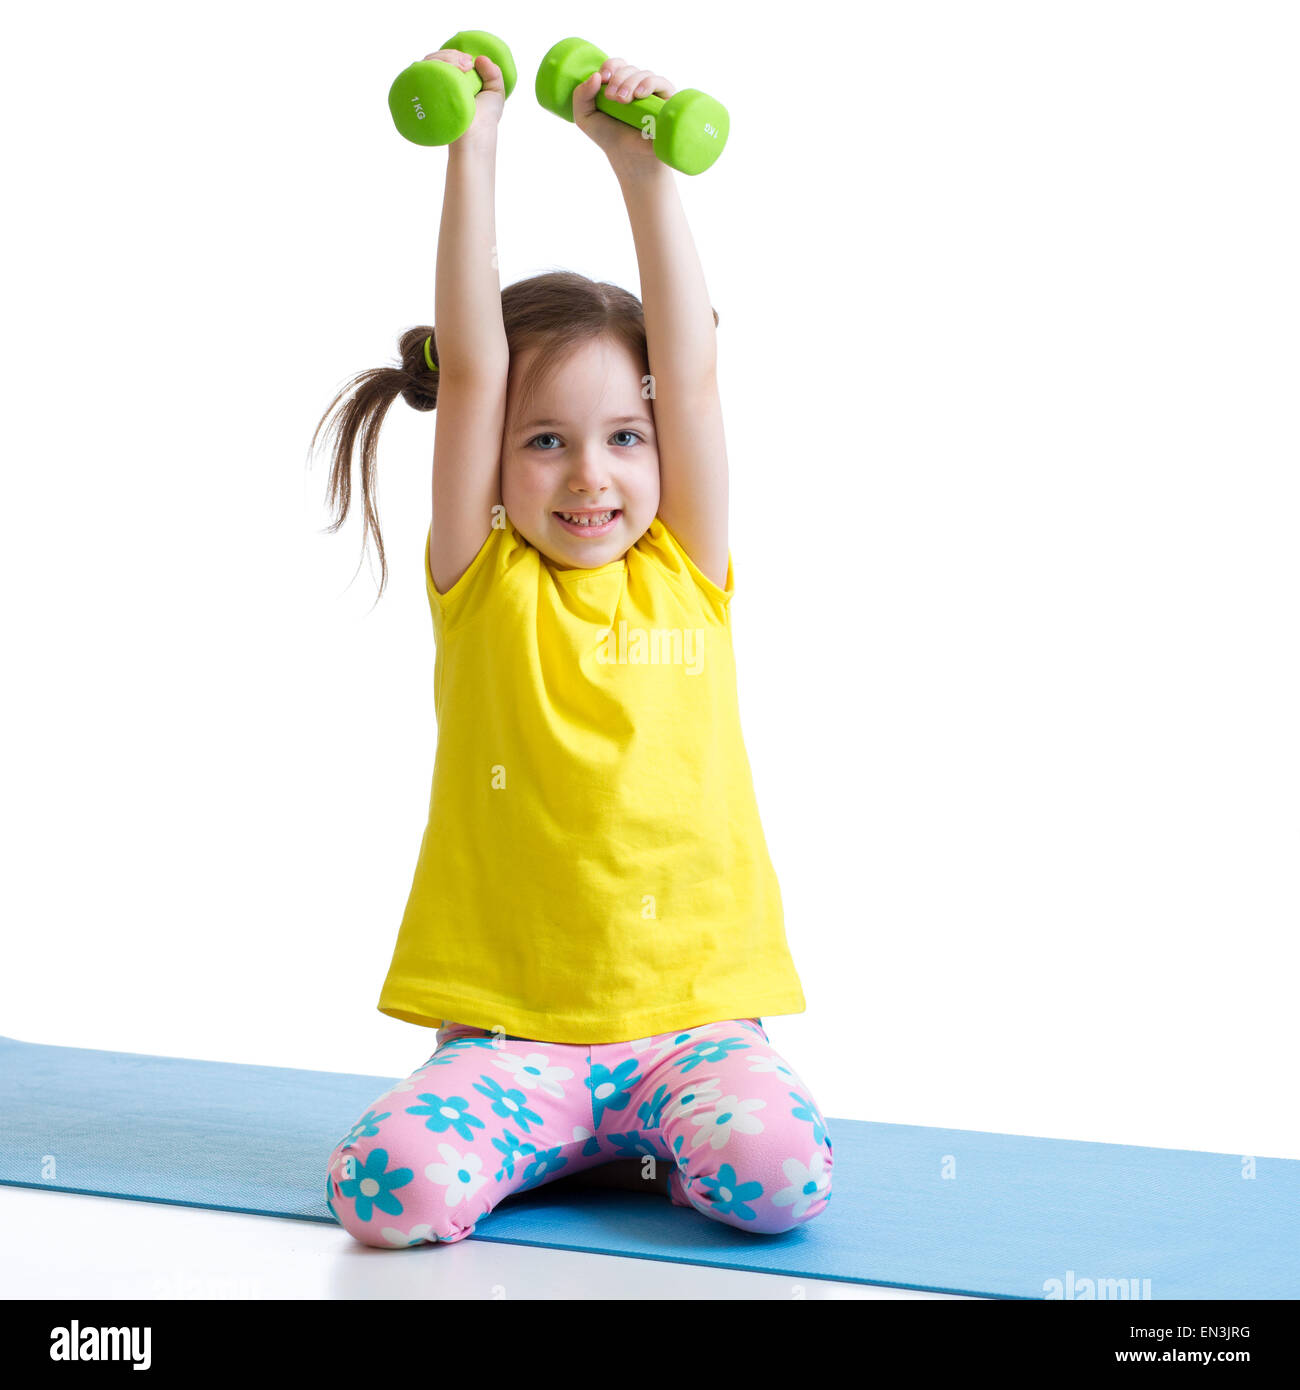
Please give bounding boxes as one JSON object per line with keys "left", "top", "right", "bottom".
{"left": 559, "top": 510, "right": 615, "bottom": 526}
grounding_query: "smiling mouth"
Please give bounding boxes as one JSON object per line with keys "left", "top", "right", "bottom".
{"left": 553, "top": 509, "right": 621, "bottom": 527}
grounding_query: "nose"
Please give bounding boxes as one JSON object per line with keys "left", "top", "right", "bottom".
{"left": 566, "top": 444, "right": 611, "bottom": 495}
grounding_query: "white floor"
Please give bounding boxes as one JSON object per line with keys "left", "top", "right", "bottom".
{"left": 2, "top": 1187, "right": 972, "bottom": 1300}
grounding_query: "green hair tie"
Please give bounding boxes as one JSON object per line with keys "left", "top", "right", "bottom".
{"left": 423, "top": 335, "right": 438, "bottom": 372}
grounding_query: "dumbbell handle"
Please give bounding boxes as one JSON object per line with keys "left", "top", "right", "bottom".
{"left": 592, "top": 82, "right": 668, "bottom": 135}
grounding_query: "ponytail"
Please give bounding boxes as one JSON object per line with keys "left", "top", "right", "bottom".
{"left": 309, "top": 326, "right": 440, "bottom": 599}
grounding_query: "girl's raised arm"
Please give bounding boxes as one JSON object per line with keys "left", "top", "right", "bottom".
{"left": 572, "top": 61, "right": 729, "bottom": 591}
{"left": 427, "top": 49, "right": 511, "bottom": 594}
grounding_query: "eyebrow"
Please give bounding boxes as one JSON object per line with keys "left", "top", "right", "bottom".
{"left": 518, "top": 415, "right": 653, "bottom": 430}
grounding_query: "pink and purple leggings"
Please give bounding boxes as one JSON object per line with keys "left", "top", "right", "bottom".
{"left": 325, "top": 1016, "right": 833, "bottom": 1246}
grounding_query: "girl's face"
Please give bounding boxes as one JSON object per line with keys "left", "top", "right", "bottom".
{"left": 501, "top": 336, "right": 659, "bottom": 568}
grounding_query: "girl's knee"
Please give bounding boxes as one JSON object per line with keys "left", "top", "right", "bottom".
{"left": 767, "top": 1142, "right": 833, "bottom": 1231}
{"left": 676, "top": 1135, "right": 833, "bottom": 1235}
{"left": 325, "top": 1135, "right": 485, "bottom": 1248}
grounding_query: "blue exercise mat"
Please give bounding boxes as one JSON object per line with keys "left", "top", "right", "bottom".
{"left": 1, "top": 1033, "right": 1295, "bottom": 1299}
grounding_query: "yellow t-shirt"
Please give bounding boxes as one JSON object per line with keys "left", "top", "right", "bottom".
{"left": 376, "top": 512, "right": 806, "bottom": 1043}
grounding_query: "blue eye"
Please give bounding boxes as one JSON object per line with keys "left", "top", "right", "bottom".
{"left": 526, "top": 430, "right": 643, "bottom": 450}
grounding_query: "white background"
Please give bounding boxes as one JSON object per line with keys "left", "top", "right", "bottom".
{"left": 3, "top": 1, "right": 1296, "bottom": 1162}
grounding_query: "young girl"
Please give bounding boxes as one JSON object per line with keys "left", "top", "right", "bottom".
{"left": 315, "top": 44, "right": 833, "bottom": 1247}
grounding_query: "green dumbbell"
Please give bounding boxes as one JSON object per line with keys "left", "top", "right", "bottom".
{"left": 535, "top": 37, "right": 729, "bottom": 175}
{"left": 388, "top": 30, "right": 517, "bottom": 146}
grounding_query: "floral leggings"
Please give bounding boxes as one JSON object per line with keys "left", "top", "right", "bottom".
{"left": 325, "top": 1016, "right": 833, "bottom": 1246}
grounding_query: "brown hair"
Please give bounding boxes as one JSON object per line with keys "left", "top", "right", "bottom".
{"left": 309, "top": 269, "right": 719, "bottom": 599}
